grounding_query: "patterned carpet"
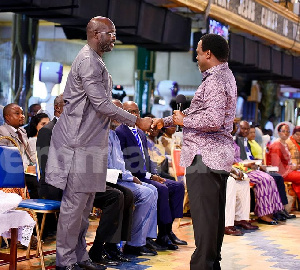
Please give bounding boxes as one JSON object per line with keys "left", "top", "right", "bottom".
{"left": 1, "top": 214, "right": 300, "bottom": 270}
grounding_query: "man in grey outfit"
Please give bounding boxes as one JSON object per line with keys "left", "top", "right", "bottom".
{"left": 45, "top": 16, "right": 152, "bottom": 270}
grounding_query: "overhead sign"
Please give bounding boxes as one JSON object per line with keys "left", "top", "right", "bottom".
{"left": 171, "top": 0, "right": 300, "bottom": 52}
{"left": 214, "top": 0, "right": 299, "bottom": 41}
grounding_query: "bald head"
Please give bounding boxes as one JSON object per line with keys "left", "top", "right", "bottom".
{"left": 3, "top": 103, "right": 18, "bottom": 117}
{"left": 239, "top": 121, "right": 250, "bottom": 137}
{"left": 112, "top": 99, "right": 123, "bottom": 109}
{"left": 54, "top": 94, "right": 65, "bottom": 117}
{"left": 123, "top": 101, "right": 140, "bottom": 121}
{"left": 123, "top": 101, "right": 138, "bottom": 109}
{"left": 86, "top": 16, "right": 116, "bottom": 56}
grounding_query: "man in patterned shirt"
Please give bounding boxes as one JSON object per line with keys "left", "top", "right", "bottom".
{"left": 153, "top": 34, "right": 237, "bottom": 270}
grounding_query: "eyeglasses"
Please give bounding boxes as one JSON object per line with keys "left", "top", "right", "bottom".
{"left": 279, "top": 130, "right": 290, "bottom": 134}
{"left": 126, "top": 109, "right": 140, "bottom": 115}
{"left": 95, "top": 31, "right": 116, "bottom": 37}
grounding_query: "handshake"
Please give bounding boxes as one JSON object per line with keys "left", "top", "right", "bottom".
{"left": 136, "top": 110, "right": 185, "bottom": 132}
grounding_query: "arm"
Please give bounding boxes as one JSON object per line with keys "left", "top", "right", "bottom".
{"left": 182, "top": 79, "right": 226, "bottom": 132}
{"left": 79, "top": 57, "right": 152, "bottom": 131}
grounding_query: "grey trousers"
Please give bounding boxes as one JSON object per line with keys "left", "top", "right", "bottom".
{"left": 56, "top": 175, "right": 95, "bottom": 267}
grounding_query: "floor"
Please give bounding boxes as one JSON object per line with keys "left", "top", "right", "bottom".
{"left": 1, "top": 213, "right": 300, "bottom": 270}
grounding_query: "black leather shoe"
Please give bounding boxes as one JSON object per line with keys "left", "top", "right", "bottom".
{"left": 280, "top": 209, "right": 296, "bottom": 219}
{"left": 273, "top": 212, "right": 287, "bottom": 221}
{"left": 110, "top": 252, "right": 131, "bottom": 263}
{"left": 78, "top": 259, "right": 107, "bottom": 270}
{"left": 56, "top": 264, "right": 84, "bottom": 270}
{"left": 257, "top": 218, "right": 278, "bottom": 225}
{"left": 146, "top": 238, "right": 168, "bottom": 251}
{"left": 88, "top": 250, "right": 119, "bottom": 266}
{"left": 104, "top": 247, "right": 131, "bottom": 263}
{"left": 168, "top": 231, "right": 188, "bottom": 245}
{"left": 123, "top": 244, "right": 157, "bottom": 256}
{"left": 155, "top": 235, "right": 178, "bottom": 250}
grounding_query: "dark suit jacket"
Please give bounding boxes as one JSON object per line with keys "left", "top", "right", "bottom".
{"left": 115, "top": 124, "right": 157, "bottom": 179}
{"left": 36, "top": 118, "right": 62, "bottom": 200}
{"left": 36, "top": 118, "right": 57, "bottom": 182}
{"left": 235, "top": 135, "right": 249, "bottom": 160}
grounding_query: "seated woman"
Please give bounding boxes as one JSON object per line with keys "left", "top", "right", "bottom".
{"left": 27, "top": 112, "right": 50, "bottom": 154}
{"left": 247, "top": 125, "right": 295, "bottom": 218}
{"left": 286, "top": 126, "right": 300, "bottom": 167}
{"left": 147, "top": 128, "right": 175, "bottom": 180}
{"left": 233, "top": 142, "right": 284, "bottom": 224}
{"left": 266, "top": 123, "right": 300, "bottom": 201}
{"left": 158, "top": 126, "right": 181, "bottom": 155}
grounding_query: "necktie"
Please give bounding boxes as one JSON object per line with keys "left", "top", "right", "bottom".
{"left": 16, "top": 129, "right": 25, "bottom": 145}
{"left": 16, "top": 129, "right": 34, "bottom": 164}
{"left": 244, "top": 138, "right": 254, "bottom": 160}
{"left": 131, "top": 128, "right": 147, "bottom": 171}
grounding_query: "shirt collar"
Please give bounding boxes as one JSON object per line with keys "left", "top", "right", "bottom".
{"left": 202, "top": 62, "right": 228, "bottom": 82}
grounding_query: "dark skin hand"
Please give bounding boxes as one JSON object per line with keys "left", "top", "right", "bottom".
{"left": 152, "top": 118, "right": 164, "bottom": 130}
{"left": 172, "top": 110, "right": 185, "bottom": 126}
{"left": 151, "top": 174, "right": 166, "bottom": 184}
{"left": 136, "top": 117, "right": 153, "bottom": 132}
{"left": 133, "top": 176, "right": 142, "bottom": 185}
{"left": 230, "top": 167, "right": 244, "bottom": 180}
{"left": 151, "top": 110, "right": 186, "bottom": 130}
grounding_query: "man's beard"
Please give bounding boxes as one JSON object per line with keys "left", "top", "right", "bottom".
{"left": 99, "top": 41, "right": 113, "bottom": 52}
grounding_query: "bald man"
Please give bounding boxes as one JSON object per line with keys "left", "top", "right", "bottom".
{"left": 116, "top": 101, "right": 186, "bottom": 252}
{"left": 45, "top": 17, "right": 153, "bottom": 270}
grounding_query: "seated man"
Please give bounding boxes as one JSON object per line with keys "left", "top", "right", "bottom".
{"left": 37, "top": 94, "right": 64, "bottom": 201}
{"left": 89, "top": 184, "right": 134, "bottom": 266}
{"left": 108, "top": 99, "right": 161, "bottom": 256}
{"left": 0, "top": 103, "right": 38, "bottom": 199}
{"left": 116, "top": 101, "right": 187, "bottom": 250}
{"left": 225, "top": 168, "right": 258, "bottom": 236}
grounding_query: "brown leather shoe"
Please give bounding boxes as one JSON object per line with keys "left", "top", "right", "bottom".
{"left": 224, "top": 226, "right": 244, "bottom": 236}
{"left": 234, "top": 220, "right": 259, "bottom": 230}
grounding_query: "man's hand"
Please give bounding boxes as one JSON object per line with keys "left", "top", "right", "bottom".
{"left": 133, "top": 176, "right": 142, "bottom": 185}
{"left": 230, "top": 167, "right": 244, "bottom": 180}
{"left": 259, "top": 165, "right": 267, "bottom": 172}
{"left": 151, "top": 174, "right": 166, "bottom": 184}
{"left": 173, "top": 110, "right": 185, "bottom": 126}
{"left": 151, "top": 118, "right": 164, "bottom": 130}
{"left": 136, "top": 117, "right": 153, "bottom": 131}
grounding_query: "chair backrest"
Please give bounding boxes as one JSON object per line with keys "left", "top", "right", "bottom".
{"left": 0, "top": 145, "right": 25, "bottom": 188}
{"left": 171, "top": 146, "right": 185, "bottom": 181}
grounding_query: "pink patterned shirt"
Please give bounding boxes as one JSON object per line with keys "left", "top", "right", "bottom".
{"left": 163, "top": 62, "right": 237, "bottom": 172}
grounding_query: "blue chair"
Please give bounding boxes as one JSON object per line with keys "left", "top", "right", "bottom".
{"left": 0, "top": 143, "right": 60, "bottom": 270}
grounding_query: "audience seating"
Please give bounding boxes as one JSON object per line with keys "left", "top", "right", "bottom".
{"left": 0, "top": 143, "right": 60, "bottom": 270}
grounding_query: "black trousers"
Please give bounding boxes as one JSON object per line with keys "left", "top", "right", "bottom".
{"left": 269, "top": 172, "right": 288, "bottom": 205}
{"left": 107, "top": 182, "right": 134, "bottom": 241}
{"left": 25, "top": 174, "right": 39, "bottom": 199}
{"left": 186, "top": 155, "right": 228, "bottom": 270}
{"left": 91, "top": 183, "right": 134, "bottom": 252}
